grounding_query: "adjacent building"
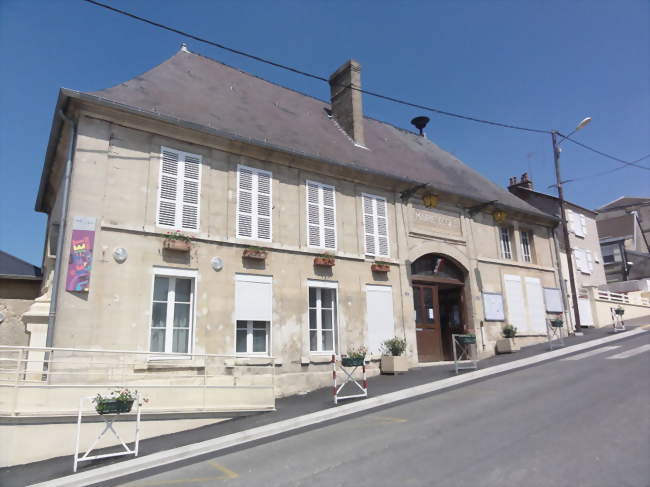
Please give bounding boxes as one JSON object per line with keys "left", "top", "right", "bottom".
{"left": 19, "top": 46, "right": 565, "bottom": 399}
{"left": 508, "top": 173, "right": 606, "bottom": 328}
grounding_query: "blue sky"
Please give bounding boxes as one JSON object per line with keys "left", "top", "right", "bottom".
{"left": 1, "top": 0, "right": 648, "bottom": 266}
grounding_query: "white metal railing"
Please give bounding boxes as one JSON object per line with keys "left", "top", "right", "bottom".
{"left": 0, "top": 346, "right": 276, "bottom": 417}
{"left": 596, "top": 290, "right": 650, "bottom": 307}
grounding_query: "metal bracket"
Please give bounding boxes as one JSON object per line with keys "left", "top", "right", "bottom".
{"left": 399, "top": 183, "right": 428, "bottom": 203}
{"left": 466, "top": 200, "right": 498, "bottom": 217}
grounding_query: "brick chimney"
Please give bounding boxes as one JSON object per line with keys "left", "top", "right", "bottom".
{"left": 508, "top": 173, "right": 534, "bottom": 191}
{"left": 329, "top": 60, "right": 365, "bottom": 146}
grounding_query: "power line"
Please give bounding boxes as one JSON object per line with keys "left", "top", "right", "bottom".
{"left": 82, "top": 0, "right": 650, "bottom": 172}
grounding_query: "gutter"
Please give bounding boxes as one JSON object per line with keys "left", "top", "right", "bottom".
{"left": 45, "top": 109, "right": 77, "bottom": 348}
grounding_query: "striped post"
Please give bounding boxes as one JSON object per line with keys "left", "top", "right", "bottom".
{"left": 332, "top": 354, "right": 337, "bottom": 404}
{"left": 362, "top": 364, "right": 367, "bottom": 391}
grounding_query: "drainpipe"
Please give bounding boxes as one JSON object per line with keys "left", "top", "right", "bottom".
{"left": 551, "top": 223, "right": 575, "bottom": 333}
{"left": 45, "top": 109, "right": 77, "bottom": 348}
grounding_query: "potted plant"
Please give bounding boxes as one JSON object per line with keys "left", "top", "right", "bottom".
{"left": 550, "top": 318, "right": 564, "bottom": 327}
{"left": 614, "top": 306, "right": 625, "bottom": 316}
{"left": 163, "top": 231, "right": 191, "bottom": 251}
{"left": 341, "top": 346, "right": 367, "bottom": 367}
{"left": 496, "top": 324, "right": 519, "bottom": 353}
{"left": 380, "top": 336, "right": 408, "bottom": 374}
{"left": 455, "top": 333, "right": 476, "bottom": 345}
{"left": 242, "top": 246, "right": 267, "bottom": 260}
{"left": 371, "top": 261, "right": 390, "bottom": 273}
{"left": 314, "top": 253, "right": 336, "bottom": 267}
{"left": 92, "top": 388, "right": 146, "bottom": 415}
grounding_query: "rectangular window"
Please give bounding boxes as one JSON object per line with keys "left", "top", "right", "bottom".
{"left": 236, "top": 165, "right": 272, "bottom": 241}
{"left": 157, "top": 147, "right": 202, "bottom": 231}
{"left": 601, "top": 243, "right": 622, "bottom": 263}
{"left": 235, "top": 274, "right": 272, "bottom": 355}
{"left": 308, "top": 286, "right": 337, "bottom": 353}
{"left": 306, "top": 180, "right": 337, "bottom": 250}
{"left": 236, "top": 321, "right": 269, "bottom": 354}
{"left": 500, "top": 227, "right": 512, "bottom": 259}
{"left": 520, "top": 230, "right": 532, "bottom": 263}
{"left": 362, "top": 193, "right": 389, "bottom": 257}
{"left": 150, "top": 273, "right": 195, "bottom": 354}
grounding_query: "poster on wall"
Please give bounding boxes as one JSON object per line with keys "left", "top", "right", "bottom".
{"left": 482, "top": 292, "right": 505, "bottom": 321}
{"left": 65, "top": 216, "right": 96, "bottom": 292}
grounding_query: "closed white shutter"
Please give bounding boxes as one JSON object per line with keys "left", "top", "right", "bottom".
{"left": 580, "top": 214, "right": 588, "bottom": 237}
{"left": 504, "top": 274, "right": 526, "bottom": 332}
{"left": 566, "top": 209, "right": 576, "bottom": 234}
{"left": 362, "top": 193, "right": 389, "bottom": 257}
{"left": 585, "top": 250, "right": 594, "bottom": 274}
{"left": 235, "top": 274, "right": 272, "bottom": 321}
{"left": 237, "top": 165, "right": 272, "bottom": 241}
{"left": 525, "top": 277, "right": 547, "bottom": 334}
{"left": 306, "top": 181, "right": 337, "bottom": 249}
{"left": 574, "top": 248, "right": 587, "bottom": 273}
{"left": 578, "top": 298, "right": 594, "bottom": 326}
{"left": 366, "top": 285, "right": 395, "bottom": 355}
{"left": 157, "top": 147, "right": 201, "bottom": 231}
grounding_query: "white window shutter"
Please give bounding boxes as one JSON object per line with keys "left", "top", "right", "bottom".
{"left": 158, "top": 148, "right": 179, "bottom": 228}
{"left": 322, "top": 185, "right": 336, "bottom": 249}
{"left": 580, "top": 214, "right": 588, "bottom": 236}
{"left": 158, "top": 147, "right": 201, "bottom": 231}
{"left": 237, "top": 165, "right": 272, "bottom": 241}
{"left": 363, "top": 194, "right": 376, "bottom": 255}
{"left": 376, "top": 197, "right": 389, "bottom": 257}
{"left": 307, "top": 182, "right": 321, "bottom": 247}
{"left": 586, "top": 250, "right": 594, "bottom": 274}
{"left": 256, "top": 170, "right": 272, "bottom": 241}
{"left": 566, "top": 209, "right": 575, "bottom": 233}
{"left": 362, "top": 194, "right": 389, "bottom": 257}
{"left": 180, "top": 153, "right": 201, "bottom": 231}
{"left": 237, "top": 166, "right": 254, "bottom": 238}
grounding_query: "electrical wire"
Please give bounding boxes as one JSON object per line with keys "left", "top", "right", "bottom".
{"left": 82, "top": 0, "right": 650, "bottom": 172}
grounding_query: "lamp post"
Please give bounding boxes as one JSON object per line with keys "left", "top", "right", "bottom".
{"left": 551, "top": 117, "right": 591, "bottom": 334}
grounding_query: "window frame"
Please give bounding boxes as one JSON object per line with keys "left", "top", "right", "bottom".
{"left": 499, "top": 226, "right": 513, "bottom": 260}
{"left": 308, "top": 281, "right": 339, "bottom": 354}
{"left": 236, "top": 320, "right": 270, "bottom": 355}
{"left": 520, "top": 229, "right": 533, "bottom": 263}
{"left": 148, "top": 267, "right": 198, "bottom": 358}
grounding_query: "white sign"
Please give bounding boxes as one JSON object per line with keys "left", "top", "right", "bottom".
{"left": 483, "top": 292, "right": 505, "bottom": 321}
{"left": 543, "top": 288, "right": 564, "bottom": 313}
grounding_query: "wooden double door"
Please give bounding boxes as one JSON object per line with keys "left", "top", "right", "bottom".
{"left": 413, "top": 283, "right": 465, "bottom": 362}
{"left": 413, "top": 284, "right": 443, "bottom": 362}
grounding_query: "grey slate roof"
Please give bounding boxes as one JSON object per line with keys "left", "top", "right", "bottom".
{"left": 0, "top": 250, "right": 42, "bottom": 279}
{"left": 596, "top": 214, "right": 635, "bottom": 240}
{"left": 52, "top": 48, "right": 550, "bottom": 219}
{"left": 597, "top": 196, "right": 650, "bottom": 212}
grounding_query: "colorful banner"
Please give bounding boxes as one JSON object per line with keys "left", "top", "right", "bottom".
{"left": 65, "top": 216, "right": 96, "bottom": 292}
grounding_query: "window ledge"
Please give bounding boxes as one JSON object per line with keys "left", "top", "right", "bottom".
{"left": 226, "top": 357, "right": 276, "bottom": 367}
{"left": 136, "top": 356, "right": 205, "bottom": 371}
{"left": 477, "top": 257, "right": 554, "bottom": 272}
{"left": 301, "top": 355, "right": 334, "bottom": 365}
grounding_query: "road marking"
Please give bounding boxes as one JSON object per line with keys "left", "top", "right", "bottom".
{"left": 29, "top": 327, "right": 648, "bottom": 487}
{"left": 373, "top": 416, "right": 408, "bottom": 423}
{"left": 209, "top": 462, "right": 239, "bottom": 479}
{"left": 562, "top": 345, "right": 620, "bottom": 360}
{"left": 606, "top": 344, "right": 650, "bottom": 360}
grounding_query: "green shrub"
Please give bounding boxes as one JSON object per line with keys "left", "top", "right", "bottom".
{"left": 502, "top": 324, "right": 517, "bottom": 338}
{"left": 381, "top": 336, "right": 407, "bottom": 356}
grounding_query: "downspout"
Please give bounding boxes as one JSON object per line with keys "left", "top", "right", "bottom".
{"left": 45, "top": 109, "right": 77, "bottom": 348}
{"left": 551, "top": 222, "right": 574, "bottom": 333}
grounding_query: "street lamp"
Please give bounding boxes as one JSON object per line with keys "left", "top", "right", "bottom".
{"left": 551, "top": 117, "right": 591, "bottom": 334}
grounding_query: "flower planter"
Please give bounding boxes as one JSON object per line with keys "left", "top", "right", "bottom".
{"left": 243, "top": 249, "right": 267, "bottom": 260}
{"left": 371, "top": 264, "right": 390, "bottom": 273}
{"left": 341, "top": 357, "right": 364, "bottom": 367}
{"left": 314, "top": 257, "right": 335, "bottom": 267}
{"left": 496, "top": 338, "right": 519, "bottom": 354}
{"left": 550, "top": 319, "right": 564, "bottom": 328}
{"left": 380, "top": 355, "right": 409, "bottom": 374}
{"left": 163, "top": 239, "right": 191, "bottom": 252}
{"left": 95, "top": 399, "right": 134, "bottom": 415}
{"left": 456, "top": 334, "right": 476, "bottom": 345}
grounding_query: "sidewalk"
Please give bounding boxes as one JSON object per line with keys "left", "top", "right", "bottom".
{"left": 2, "top": 322, "right": 647, "bottom": 487}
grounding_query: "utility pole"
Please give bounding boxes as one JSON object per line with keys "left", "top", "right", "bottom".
{"left": 552, "top": 131, "right": 582, "bottom": 333}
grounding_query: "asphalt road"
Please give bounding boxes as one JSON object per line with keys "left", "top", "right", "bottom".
{"left": 119, "top": 333, "right": 650, "bottom": 487}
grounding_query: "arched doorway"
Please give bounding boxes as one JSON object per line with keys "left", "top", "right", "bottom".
{"left": 411, "top": 254, "right": 467, "bottom": 362}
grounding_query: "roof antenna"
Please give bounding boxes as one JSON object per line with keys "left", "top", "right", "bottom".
{"left": 410, "top": 116, "right": 430, "bottom": 137}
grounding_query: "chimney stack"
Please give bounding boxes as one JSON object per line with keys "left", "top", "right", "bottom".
{"left": 329, "top": 60, "right": 365, "bottom": 146}
{"left": 508, "top": 173, "right": 534, "bottom": 191}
